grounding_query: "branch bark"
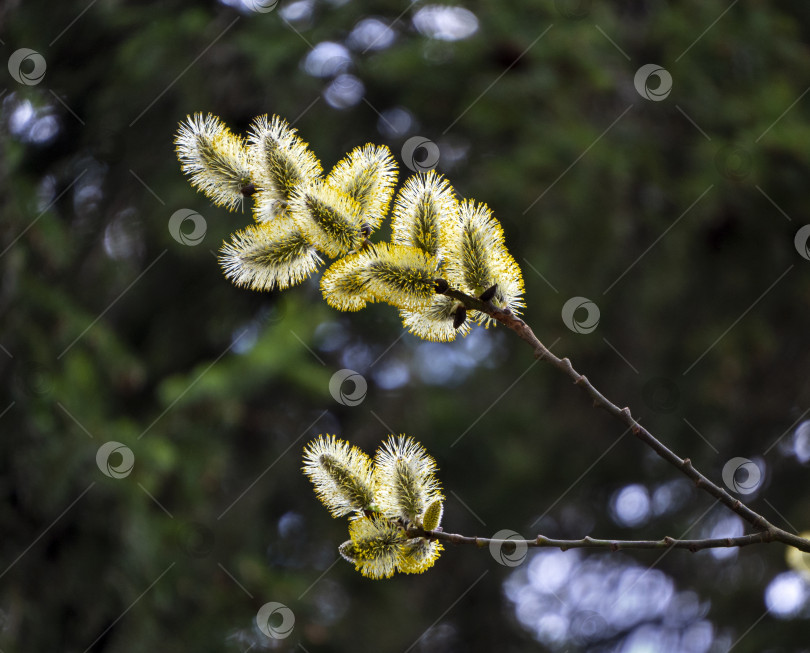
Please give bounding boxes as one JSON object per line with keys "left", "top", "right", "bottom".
{"left": 407, "top": 526, "right": 776, "bottom": 553}
{"left": 439, "top": 286, "right": 810, "bottom": 554}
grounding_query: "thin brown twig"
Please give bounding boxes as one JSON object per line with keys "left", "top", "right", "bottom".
{"left": 407, "top": 526, "right": 776, "bottom": 553}
{"left": 438, "top": 285, "right": 810, "bottom": 554}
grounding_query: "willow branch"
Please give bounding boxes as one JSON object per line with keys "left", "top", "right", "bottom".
{"left": 439, "top": 286, "right": 810, "bottom": 554}
{"left": 407, "top": 526, "right": 777, "bottom": 553}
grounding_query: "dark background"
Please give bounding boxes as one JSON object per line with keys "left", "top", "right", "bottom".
{"left": 2, "top": 1, "right": 810, "bottom": 651}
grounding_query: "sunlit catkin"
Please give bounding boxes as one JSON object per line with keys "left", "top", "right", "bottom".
{"left": 421, "top": 498, "right": 444, "bottom": 531}
{"left": 302, "top": 436, "right": 376, "bottom": 518}
{"left": 391, "top": 171, "right": 459, "bottom": 258}
{"left": 175, "top": 113, "right": 253, "bottom": 211}
{"left": 343, "top": 516, "right": 407, "bottom": 579}
{"left": 289, "top": 180, "right": 364, "bottom": 258}
{"left": 327, "top": 144, "right": 398, "bottom": 232}
{"left": 398, "top": 537, "right": 443, "bottom": 574}
{"left": 319, "top": 252, "right": 375, "bottom": 312}
{"left": 362, "top": 243, "right": 439, "bottom": 310}
{"left": 400, "top": 295, "right": 471, "bottom": 342}
{"left": 446, "top": 199, "right": 525, "bottom": 325}
{"left": 219, "top": 216, "right": 322, "bottom": 291}
{"left": 247, "top": 114, "right": 323, "bottom": 222}
{"left": 374, "top": 435, "right": 443, "bottom": 522}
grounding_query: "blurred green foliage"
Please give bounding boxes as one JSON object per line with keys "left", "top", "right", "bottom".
{"left": 2, "top": 0, "right": 810, "bottom": 651}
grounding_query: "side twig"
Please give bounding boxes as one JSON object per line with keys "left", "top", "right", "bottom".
{"left": 439, "top": 286, "right": 810, "bottom": 554}
{"left": 407, "top": 526, "right": 775, "bottom": 553}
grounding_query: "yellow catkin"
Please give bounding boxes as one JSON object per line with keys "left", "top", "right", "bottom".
{"left": 302, "top": 435, "right": 376, "bottom": 518}
{"left": 247, "top": 114, "right": 323, "bottom": 222}
{"left": 362, "top": 243, "right": 439, "bottom": 311}
{"left": 289, "top": 180, "right": 364, "bottom": 258}
{"left": 345, "top": 516, "right": 407, "bottom": 579}
{"left": 175, "top": 113, "right": 252, "bottom": 211}
{"left": 397, "top": 537, "right": 443, "bottom": 574}
{"left": 421, "top": 499, "right": 444, "bottom": 531}
{"left": 219, "top": 216, "right": 322, "bottom": 291}
{"left": 400, "top": 295, "right": 471, "bottom": 342}
{"left": 327, "top": 144, "right": 398, "bottom": 232}
{"left": 374, "top": 435, "right": 443, "bottom": 522}
{"left": 320, "top": 252, "right": 375, "bottom": 312}
{"left": 446, "top": 199, "right": 525, "bottom": 325}
{"left": 391, "top": 171, "right": 460, "bottom": 258}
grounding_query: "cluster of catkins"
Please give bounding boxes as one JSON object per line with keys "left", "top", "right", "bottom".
{"left": 302, "top": 435, "right": 444, "bottom": 578}
{"left": 175, "top": 113, "right": 525, "bottom": 341}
